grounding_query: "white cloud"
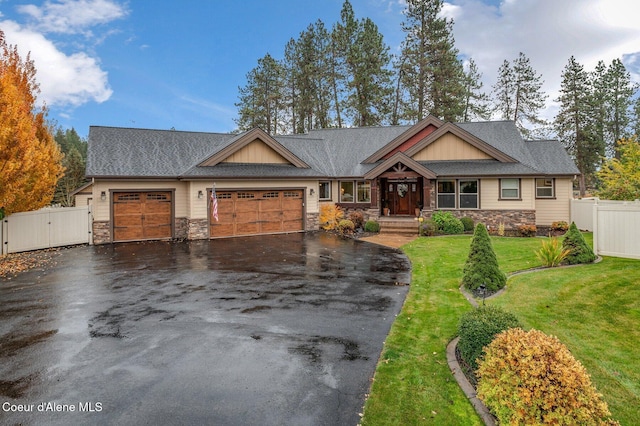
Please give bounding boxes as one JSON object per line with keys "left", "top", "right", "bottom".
{"left": 440, "top": 0, "right": 640, "bottom": 120}
{"left": 17, "top": 0, "right": 127, "bottom": 35}
{"left": 447, "top": 0, "right": 640, "bottom": 87}
{"left": 1, "top": 20, "right": 112, "bottom": 107}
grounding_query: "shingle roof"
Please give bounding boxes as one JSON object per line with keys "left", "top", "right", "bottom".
{"left": 86, "top": 120, "right": 578, "bottom": 179}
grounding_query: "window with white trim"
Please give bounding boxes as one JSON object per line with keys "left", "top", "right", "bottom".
{"left": 536, "top": 178, "right": 554, "bottom": 198}
{"left": 459, "top": 180, "right": 478, "bottom": 209}
{"left": 500, "top": 178, "right": 520, "bottom": 199}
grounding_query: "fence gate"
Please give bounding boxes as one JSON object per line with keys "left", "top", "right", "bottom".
{"left": 1, "top": 206, "right": 92, "bottom": 255}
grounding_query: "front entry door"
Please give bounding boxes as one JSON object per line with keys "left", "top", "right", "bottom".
{"left": 390, "top": 182, "right": 416, "bottom": 215}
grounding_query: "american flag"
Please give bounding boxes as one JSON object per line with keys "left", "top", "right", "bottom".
{"left": 210, "top": 184, "right": 218, "bottom": 222}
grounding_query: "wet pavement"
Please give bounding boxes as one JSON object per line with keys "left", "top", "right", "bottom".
{"left": 0, "top": 233, "right": 411, "bottom": 426}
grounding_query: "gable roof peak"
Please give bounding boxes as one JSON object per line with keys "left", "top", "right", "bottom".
{"left": 198, "top": 127, "right": 310, "bottom": 168}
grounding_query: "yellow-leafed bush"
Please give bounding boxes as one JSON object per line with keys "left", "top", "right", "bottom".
{"left": 477, "top": 328, "right": 619, "bottom": 425}
{"left": 319, "top": 204, "right": 344, "bottom": 230}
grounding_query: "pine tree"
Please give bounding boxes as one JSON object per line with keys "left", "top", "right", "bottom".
{"left": 462, "top": 223, "right": 506, "bottom": 293}
{"left": 604, "top": 58, "right": 635, "bottom": 159}
{"left": 0, "top": 30, "right": 64, "bottom": 216}
{"left": 554, "top": 56, "right": 603, "bottom": 196}
{"left": 344, "top": 17, "right": 393, "bottom": 126}
{"left": 562, "top": 222, "right": 596, "bottom": 264}
{"left": 492, "top": 52, "right": 547, "bottom": 138}
{"left": 462, "top": 58, "right": 491, "bottom": 121}
{"left": 398, "top": 0, "right": 466, "bottom": 122}
{"left": 235, "top": 53, "right": 285, "bottom": 134}
{"left": 53, "top": 127, "right": 88, "bottom": 206}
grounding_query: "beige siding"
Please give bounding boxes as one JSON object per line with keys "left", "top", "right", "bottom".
{"left": 535, "top": 178, "right": 573, "bottom": 226}
{"left": 92, "top": 181, "right": 188, "bottom": 221}
{"left": 481, "top": 178, "right": 535, "bottom": 210}
{"left": 188, "top": 180, "right": 318, "bottom": 219}
{"left": 412, "top": 133, "right": 493, "bottom": 161}
{"left": 222, "top": 140, "right": 289, "bottom": 164}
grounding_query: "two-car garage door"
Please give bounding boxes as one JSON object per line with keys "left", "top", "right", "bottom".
{"left": 209, "top": 189, "right": 304, "bottom": 238}
{"left": 112, "top": 189, "right": 304, "bottom": 242}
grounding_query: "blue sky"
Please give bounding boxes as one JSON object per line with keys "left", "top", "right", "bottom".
{"left": 1, "top": 0, "right": 639, "bottom": 139}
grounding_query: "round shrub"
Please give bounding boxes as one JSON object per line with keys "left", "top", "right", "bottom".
{"left": 462, "top": 223, "right": 506, "bottom": 293}
{"left": 477, "top": 328, "right": 618, "bottom": 426}
{"left": 562, "top": 221, "right": 596, "bottom": 264}
{"left": 337, "top": 219, "right": 355, "bottom": 235}
{"left": 457, "top": 305, "right": 522, "bottom": 372}
{"left": 364, "top": 220, "right": 380, "bottom": 233}
{"left": 460, "top": 216, "right": 475, "bottom": 232}
{"left": 432, "top": 211, "right": 464, "bottom": 234}
{"left": 419, "top": 219, "right": 437, "bottom": 236}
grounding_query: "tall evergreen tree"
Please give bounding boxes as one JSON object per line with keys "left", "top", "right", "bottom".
{"left": 462, "top": 58, "right": 491, "bottom": 121}
{"left": 554, "top": 56, "right": 602, "bottom": 196}
{"left": 589, "top": 60, "right": 609, "bottom": 158}
{"left": 398, "top": 0, "right": 466, "bottom": 122}
{"left": 235, "top": 53, "right": 285, "bottom": 134}
{"left": 492, "top": 52, "right": 548, "bottom": 138}
{"left": 344, "top": 17, "right": 393, "bottom": 126}
{"left": 331, "top": 0, "right": 359, "bottom": 128}
{"left": 604, "top": 58, "right": 635, "bottom": 158}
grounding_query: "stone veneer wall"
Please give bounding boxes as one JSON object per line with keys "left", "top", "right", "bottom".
{"left": 188, "top": 219, "right": 209, "bottom": 240}
{"left": 424, "top": 209, "right": 536, "bottom": 231}
{"left": 92, "top": 221, "right": 110, "bottom": 245}
{"left": 306, "top": 212, "right": 319, "bottom": 231}
{"left": 175, "top": 217, "right": 188, "bottom": 240}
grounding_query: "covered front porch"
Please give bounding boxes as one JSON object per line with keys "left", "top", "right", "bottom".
{"left": 364, "top": 152, "right": 436, "bottom": 219}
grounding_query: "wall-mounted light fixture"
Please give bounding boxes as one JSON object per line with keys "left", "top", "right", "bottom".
{"left": 198, "top": 190, "right": 204, "bottom": 199}
{"left": 101, "top": 191, "right": 106, "bottom": 201}
{"left": 309, "top": 188, "right": 315, "bottom": 196}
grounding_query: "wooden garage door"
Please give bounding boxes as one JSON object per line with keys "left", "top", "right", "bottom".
{"left": 113, "top": 192, "right": 173, "bottom": 242}
{"left": 209, "top": 190, "right": 304, "bottom": 238}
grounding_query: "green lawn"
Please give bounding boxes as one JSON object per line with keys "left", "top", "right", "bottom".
{"left": 361, "top": 234, "right": 640, "bottom": 425}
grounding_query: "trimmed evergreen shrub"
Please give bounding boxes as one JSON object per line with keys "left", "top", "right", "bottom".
{"left": 562, "top": 222, "right": 596, "bottom": 264}
{"left": 432, "top": 211, "right": 464, "bottom": 234}
{"left": 462, "top": 223, "right": 506, "bottom": 293}
{"left": 460, "top": 216, "right": 475, "bottom": 232}
{"left": 457, "top": 305, "right": 521, "bottom": 371}
{"left": 477, "top": 328, "right": 619, "bottom": 425}
{"left": 364, "top": 220, "right": 380, "bottom": 233}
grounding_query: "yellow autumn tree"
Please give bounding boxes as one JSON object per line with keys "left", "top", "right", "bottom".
{"left": 0, "top": 30, "right": 64, "bottom": 218}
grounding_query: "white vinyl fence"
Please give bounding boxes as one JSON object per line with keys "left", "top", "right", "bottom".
{"left": 571, "top": 198, "right": 640, "bottom": 260}
{"left": 1, "top": 206, "right": 92, "bottom": 255}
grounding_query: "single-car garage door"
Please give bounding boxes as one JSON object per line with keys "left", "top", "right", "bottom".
{"left": 113, "top": 192, "right": 173, "bottom": 242}
{"left": 210, "top": 190, "right": 304, "bottom": 238}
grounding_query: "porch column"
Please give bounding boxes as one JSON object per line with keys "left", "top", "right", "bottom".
{"left": 424, "top": 179, "right": 435, "bottom": 210}
{"left": 371, "top": 179, "right": 379, "bottom": 208}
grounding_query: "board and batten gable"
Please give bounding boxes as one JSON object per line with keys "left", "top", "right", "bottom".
{"left": 412, "top": 132, "right": 494, "bottom": 161}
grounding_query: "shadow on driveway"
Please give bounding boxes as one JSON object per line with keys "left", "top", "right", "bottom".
{"left": 0, "top": 233, "right": 410, "bottom": 426}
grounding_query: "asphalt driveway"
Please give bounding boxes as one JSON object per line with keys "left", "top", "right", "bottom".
{"left": 0, "top": 233, "right": 411, "bottom": 426}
